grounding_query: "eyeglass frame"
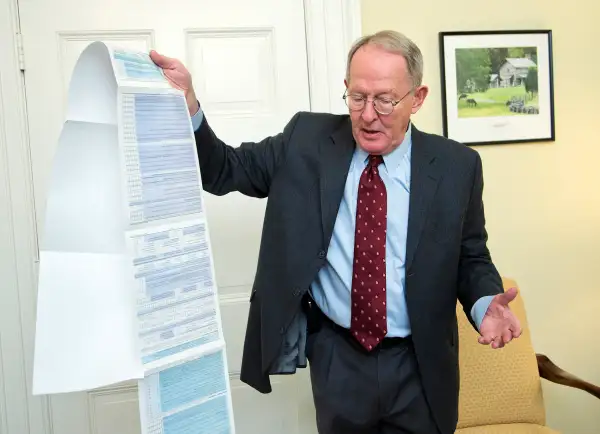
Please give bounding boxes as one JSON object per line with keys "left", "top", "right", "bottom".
{"left": 342, "top": 87, "right": 414, "bottom": 115}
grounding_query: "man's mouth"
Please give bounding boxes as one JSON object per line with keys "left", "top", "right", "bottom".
{"left": 362, "top": 128, "right": 381, "bottom": 138}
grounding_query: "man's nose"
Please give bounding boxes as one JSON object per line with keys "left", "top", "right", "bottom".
{"left": 361, "top": 102, "right": 378, "bottom": 123}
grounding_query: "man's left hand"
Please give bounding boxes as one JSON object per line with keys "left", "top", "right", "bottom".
{"left": 478, "top": 287, "right": 523, "bottom": 349}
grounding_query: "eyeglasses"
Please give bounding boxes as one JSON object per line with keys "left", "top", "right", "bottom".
{"left": 342, "top": 88, "right": 413, "bottom": 115}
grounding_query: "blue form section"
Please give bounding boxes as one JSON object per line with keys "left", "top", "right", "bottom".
{"left": 134, "top": 225, "right": 206, "bottom": 264}
{"left": 134, "top": 221, "right": 220, "bottom": 364}
{"left": 141, "top": 335, "right": 219, "bottom": 364}
{"left": 148, "top": 259, "right": 211, "bottom": 300}
{"left": 159, "top": 351, "right": 227, "bottom": 413}
{"left": 135, "top": 225, "right": 207, "bottom": 266}
{"left": 130, "top": 93, "right": 202, "bottom": 222}
{"left": 134, "top": 94, "right": 191, "bottom": 142}
{"left": 139, "top": 310, "right": 213, "bottom": 338}
{"left": 139, "top": 256, "right": 212, "bottom": 300}
{"left": 134, "top": 224, "right": 214, "bottom": 317}
{"left": 163, "top": 395, "right": 231, "bottom": 434}
{"left": 113, "top": 51, "right": 165, "bottom": 81}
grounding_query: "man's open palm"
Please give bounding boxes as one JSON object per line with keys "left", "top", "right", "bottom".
{"left": 478, "top": 287, "right": 522, "bottom": 349}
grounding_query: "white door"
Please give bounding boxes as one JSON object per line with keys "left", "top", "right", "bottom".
{"left": 17, "top": 0, "right": 320, "bottom": 433}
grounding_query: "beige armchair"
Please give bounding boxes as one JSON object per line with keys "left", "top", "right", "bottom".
{"left": 455, "top": 278, "right": 600, "bottom": 433}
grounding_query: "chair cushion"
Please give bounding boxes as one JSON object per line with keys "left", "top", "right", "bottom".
{"left": 456, "top": 278, "right": 547, "bottom": 429}
{"left": 456, "top": 423, "right": 559, "bottom": 433}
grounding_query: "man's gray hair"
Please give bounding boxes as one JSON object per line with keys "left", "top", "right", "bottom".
{"left": 346, "top": 30, "right": 424, "bottom": 87}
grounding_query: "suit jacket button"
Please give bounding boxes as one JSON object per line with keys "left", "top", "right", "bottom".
{"left": 318, "top": 250, "right": 326, "bottom": 259}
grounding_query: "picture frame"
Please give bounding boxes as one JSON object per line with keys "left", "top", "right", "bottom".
{"left": 439, "top": 30, "right": 555, "bottom": 146}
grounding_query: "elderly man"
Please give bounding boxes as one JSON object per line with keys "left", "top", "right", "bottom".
{"left": 151, "top": 30, "right": 521, "bottom": 434}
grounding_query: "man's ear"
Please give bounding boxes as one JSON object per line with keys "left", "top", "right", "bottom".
{"left": 411, "top": 85, "right": 429, "bottom": 114}
{"left": 344, "top": 79, "right": 348, "bottom": 89}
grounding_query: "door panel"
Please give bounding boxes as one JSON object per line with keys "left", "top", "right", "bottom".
{"left": 18, "top": 0, "right": 315, "bottom": 432}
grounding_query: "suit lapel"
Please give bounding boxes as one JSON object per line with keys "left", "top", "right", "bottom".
{"left": 319, "top": 117, "right": 355, "bottom": 242}
{"left": 405, "top": 126, "right": 442, "bottom": 271}
{"left": 318, "top": 120, "right": 442, "bottom": 271}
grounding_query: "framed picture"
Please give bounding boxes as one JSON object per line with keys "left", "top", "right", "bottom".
{"left": 439, "top": 30, "right": 555, "bottom": 145}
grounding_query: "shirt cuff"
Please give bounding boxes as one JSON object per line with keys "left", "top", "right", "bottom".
{"left": 470, "top": 295, "right": 495, "bottom": 331}
{"left": 190, "top": 103, "right": 204, "bottom": 131}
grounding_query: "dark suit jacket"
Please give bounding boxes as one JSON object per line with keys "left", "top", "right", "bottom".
{"left": 194, "top": 111, "right": 503, "bottom": 434}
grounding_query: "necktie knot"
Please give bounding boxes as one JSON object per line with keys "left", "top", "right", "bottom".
{"left": 368, "top": 154, "right": 384, "bottom": 168}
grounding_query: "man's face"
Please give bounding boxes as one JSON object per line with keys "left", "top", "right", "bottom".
{"left": 345, "top": 44, "right": 428, "bottom": 155}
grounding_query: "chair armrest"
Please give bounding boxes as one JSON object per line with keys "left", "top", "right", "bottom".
{"left": 536, "top": 353, "right": 600, "bottom": 399}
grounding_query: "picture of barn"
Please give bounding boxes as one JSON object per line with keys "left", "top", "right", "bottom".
{"left": 455, "top": 46, "right": 539, "bottom": 118}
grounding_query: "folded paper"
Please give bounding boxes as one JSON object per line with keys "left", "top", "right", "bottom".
{"left": 32, "top": 41, "right": 235, "bottom": 434}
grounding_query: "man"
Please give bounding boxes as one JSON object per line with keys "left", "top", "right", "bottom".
{"left": 150, "top": 30, "right": 522, "bottom": 434}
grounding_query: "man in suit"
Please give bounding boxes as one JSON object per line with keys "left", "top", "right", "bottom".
{"left": 150, "top": 30, "right": 522, "bottom": 434}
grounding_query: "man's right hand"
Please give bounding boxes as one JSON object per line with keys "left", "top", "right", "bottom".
{"left": 149, "top": 50, "right": 200, "bottom": 116}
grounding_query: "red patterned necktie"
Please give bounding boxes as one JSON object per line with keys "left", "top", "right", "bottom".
{"left": 350, "top": 154, "right": 387, "bottom": 351}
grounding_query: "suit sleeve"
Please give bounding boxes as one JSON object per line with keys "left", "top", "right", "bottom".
{"left": 457, "top": 152, "right": 503, "bottom": 328}
{"left": 193, "top": 112, "right": 301, "bottom": 198}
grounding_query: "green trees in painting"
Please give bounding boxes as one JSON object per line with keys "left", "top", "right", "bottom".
{"left": 525, "top": 67, "right": 538, "bottom": 96}
{"left": 456, "top": 48, "right": 491, "bottom": 93}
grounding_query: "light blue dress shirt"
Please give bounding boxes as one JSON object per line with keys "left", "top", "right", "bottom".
{"left": 309, "top": 124, "right": 494, "bottom": 336}
{"left": 191, "top": 107, "right": 204, "bottom": 131}
{"left": 190, "top": 109, "right": 493, "bottom": 335}
{"left": 310, "top": 126, "right": 413, "bottom": 336}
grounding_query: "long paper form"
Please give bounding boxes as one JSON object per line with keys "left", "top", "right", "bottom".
{"left": 32, "top": 41, "right": 235, "bottom": 433}
{"left": 139, "top": 345, "right": 235, "bottom": 434}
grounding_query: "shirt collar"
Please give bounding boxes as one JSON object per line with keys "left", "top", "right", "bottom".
{"left": 353, "top": 122, "right": 412, "bottom": 172}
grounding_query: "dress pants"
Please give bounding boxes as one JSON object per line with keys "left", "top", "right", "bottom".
{"left": 304, "top": 297, "right": 440, "bottom": 434}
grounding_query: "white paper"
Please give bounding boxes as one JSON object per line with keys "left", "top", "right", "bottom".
{"left": 33, "top": 41, "right": 235, "bottom": 434}
{"left": 139, "top": 346, "right": 235, "bottom": 434}
{"left": 65, "top": 42, "right": 118, "bottom": 125}
{"left": 33, "top": 251, "right": 143, "bottom": 394}
{"left": 33, "top": 83, "right": 144, "bottom": 394}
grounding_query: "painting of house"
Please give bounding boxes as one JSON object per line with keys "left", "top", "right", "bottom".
{"left": 498, "top": 57, "right": 537, "bottom": 87}
{"left": 451, "top": 46, "right": 539, "bottom": 118}
{"left": 439, "top": 30, "right": 555, "bottom": 145}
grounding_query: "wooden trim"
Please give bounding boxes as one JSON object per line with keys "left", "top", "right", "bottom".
{"left": 0, "top": 0, "right": 54, "bottom": 432}
{"left": 537, "top": 353, "right": 600, "bottom": 399}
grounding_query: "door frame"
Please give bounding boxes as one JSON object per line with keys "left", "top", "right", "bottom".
{"left": 0, "top": 0, "right": 362, "bottom": 433}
